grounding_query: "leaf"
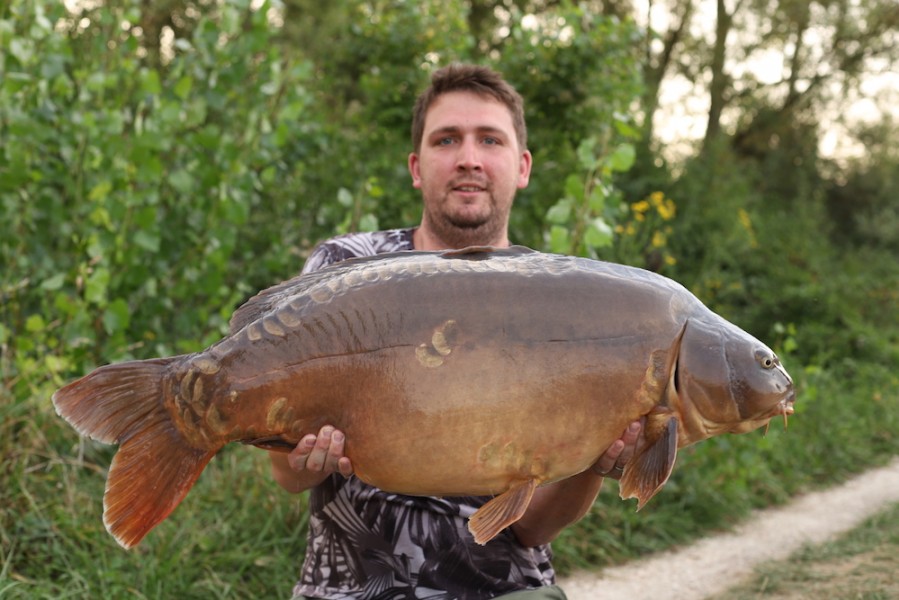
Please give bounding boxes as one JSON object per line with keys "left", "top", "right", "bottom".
{"left": 548, "top": 225, "right": 570, "bottom": 254}
{"left": 546, "top": 199, "right": 572, "bottom": 225}
{"left": 588, "top": 184, "right": 607, "bottom": 213}
{"left": 85, "top": 267, "right": 111, "bottom": 305}
{"left": 169, "top": 170, "right": 194, "bottom": 194}
{"left": 337, "top": 188, "right": 354, "bottom": 208}
{"left": 564, "top": 174, "right": 584, "bottom": 203}
{"left": 607, "top": 143, "right": 635, "bottom": 172}
{"left": 40, "top": 273, "right": 66, "bottom": 291}
{"left": 576, "top": 137, "right": 598, "bottom": 171}
{"left": 134, "top": 229, "right": 161, "bottom": 253}
{"left": 25, "top": 314, "right": 46, "bottom": 333}
{"left": 102, "top": 298, "right": 131, "bottom": 335}
{"left": 173, "top": 75, "right": 193, "bottom": 100}
{"left": 141, "top": 69, "right": 162, "bottom": 95}
{"left": 89, "top": 180, "right": 113, "bottom": 202}
{"left": 585, "top": 218, "right": 613, "bottom": 248}
{"left": 358, "top": 213, "right": 379, "bottom": 232}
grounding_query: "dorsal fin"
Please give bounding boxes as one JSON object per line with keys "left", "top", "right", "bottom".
{"left": 229, "top": 245, "right": 539, "bottom": 333}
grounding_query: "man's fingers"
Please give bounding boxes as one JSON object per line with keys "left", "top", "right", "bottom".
{"left": 615, "top": 420, "right": 643, "bottom": 465}
{"left": 593, "top": 439, "right": 624, "bottom": 475}
{"left": 326, "top": 429, "right": 346, "bottom": 472}
{"left": 591, "top": 419, "right": 644, "bottom": 479}
{"left": 337, "top": 456, "right": 354, "bottom": 478}
{"left": 288, "top": 433, "right": 317, "bottom": 471}
{"left": 306, "top": 426, "right": 335, "bottom": 471}
{"left": 286, "top": 426, "right": 353, "bottom": 477}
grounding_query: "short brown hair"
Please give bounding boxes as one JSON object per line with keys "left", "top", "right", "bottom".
{"left": 411, "top": 63, "right": 527, "bottom": 153}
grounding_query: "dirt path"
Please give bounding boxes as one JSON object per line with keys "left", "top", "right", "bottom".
{"left": 559, "top": 456, "right": 899, "bottom": 600}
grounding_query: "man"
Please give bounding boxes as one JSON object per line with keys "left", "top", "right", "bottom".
{"left": 271, "top": 63, "right": 644, "bottom": 600}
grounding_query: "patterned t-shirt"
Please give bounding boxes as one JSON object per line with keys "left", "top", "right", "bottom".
{"left": 291, "top": 228, "right": 557, "bottom": 600}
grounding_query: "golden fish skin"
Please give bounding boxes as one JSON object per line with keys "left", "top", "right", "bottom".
{"left": 52, "top": 246, "right": 795, "bottom": 548}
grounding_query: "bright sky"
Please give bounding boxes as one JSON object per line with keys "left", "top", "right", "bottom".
{"left": 643, "top": 0, "right": 898, "bottom": 164}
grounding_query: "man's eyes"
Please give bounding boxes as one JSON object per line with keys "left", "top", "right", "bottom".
{"left": 434, "top": 136, "right": 501, "bottom": 146}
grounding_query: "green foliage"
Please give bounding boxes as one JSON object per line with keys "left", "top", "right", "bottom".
{"left": 1, "top": 0, "right": 897, "bottom": 596}
{"left": 496, "top": 4, "right": 644, "bottom": 248}
{"left": 1, "top": 0, "right": 319, "bottom": 381}
{"left": 544, "top": 133, "right": 634, "bottom": 258}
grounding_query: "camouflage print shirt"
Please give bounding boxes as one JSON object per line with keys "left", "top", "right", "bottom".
{"left": 291, "top": 228, "right": 556, "bottom": 600}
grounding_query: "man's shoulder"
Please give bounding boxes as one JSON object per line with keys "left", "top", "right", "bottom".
{"left": 302, "top": 228, "right": 415, "bottom": 274}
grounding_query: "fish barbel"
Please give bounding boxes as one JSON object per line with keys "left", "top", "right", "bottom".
{"left": 53, "top": 246, "right": 795, "bottom": 548}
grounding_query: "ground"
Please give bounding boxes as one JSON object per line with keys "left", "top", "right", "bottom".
{"left": 559, "top": 457, "right": 899, "bottom": 600}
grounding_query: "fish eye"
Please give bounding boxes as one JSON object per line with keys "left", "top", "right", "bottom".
{"left": 755, "top": 350, "right": 777, "bottom": 369}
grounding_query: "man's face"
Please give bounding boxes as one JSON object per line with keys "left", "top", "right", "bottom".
{"left": 408, "top": 91, "right": 532, "bottom": 249}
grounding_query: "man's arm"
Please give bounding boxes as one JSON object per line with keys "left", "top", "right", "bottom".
{"left": 510, "top": 419, "right": 644, "bottom": 547}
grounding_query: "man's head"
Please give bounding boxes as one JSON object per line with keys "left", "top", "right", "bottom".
{"left": 409, "top": 64, "right": 532, "bottom": 250}
{"left": 411, "top": 64, "right": 527, "bottom": 155}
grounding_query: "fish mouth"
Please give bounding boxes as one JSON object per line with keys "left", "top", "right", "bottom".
{"left": 764, "top": 392, "right": 796, "bottom": 433}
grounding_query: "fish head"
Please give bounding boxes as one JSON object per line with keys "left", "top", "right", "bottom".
{"left": 672, "top": 316, "right": 795, "bottom": 442}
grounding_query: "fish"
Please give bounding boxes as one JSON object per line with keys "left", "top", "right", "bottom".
{"left": 52, "top": 246, "right": 795, "bottom": 549}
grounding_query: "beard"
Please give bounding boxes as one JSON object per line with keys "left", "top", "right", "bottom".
{"left": 423, "top": 192, "right": 510, "bottom": 249}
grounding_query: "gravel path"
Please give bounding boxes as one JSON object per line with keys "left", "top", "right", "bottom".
{"left": 559, "top": 456, "right": 899, "bottom": 600}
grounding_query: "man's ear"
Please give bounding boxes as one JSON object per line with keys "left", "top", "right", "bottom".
{"left": 517, "top": 149, "right": 533, "bottom": 189}
{"left": 408, "top": 152, "right": 422, "bottom": 189}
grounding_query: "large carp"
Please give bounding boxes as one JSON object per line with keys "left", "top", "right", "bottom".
{"left": 53, "top": 246, "right": 795, "bottom": 549}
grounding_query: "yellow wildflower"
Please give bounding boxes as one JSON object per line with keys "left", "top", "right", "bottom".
{"left": 632, "top": 200, "right": 650, "bottom": 214}
{"left": 657, "top": 198, "right": 676, "bottom": 221}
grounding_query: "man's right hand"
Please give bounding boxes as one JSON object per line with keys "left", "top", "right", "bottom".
{"left": 270, "top": 425, "right": 354, "bottom": 493}
{"left": 290, "top": 425, "right": 354, "bottom": 477}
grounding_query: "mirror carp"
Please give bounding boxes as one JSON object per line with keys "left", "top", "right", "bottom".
{"left": 53, "top": 246, "right": 795, "bottom": 549}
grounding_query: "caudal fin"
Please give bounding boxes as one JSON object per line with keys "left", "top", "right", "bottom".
{"left": 53, "top": 358, "right": 216, "bottom": 549}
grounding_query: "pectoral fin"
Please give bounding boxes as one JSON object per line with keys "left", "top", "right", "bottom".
{"left": 618, "top": 410, "right": 678, "bottom": 510}
{"left": 468, "top": 478, "right": 538, "bottom": 545}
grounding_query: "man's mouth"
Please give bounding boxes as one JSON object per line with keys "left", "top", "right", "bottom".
{"left": 451, "top": 181, "right": 488, "bottom": 193}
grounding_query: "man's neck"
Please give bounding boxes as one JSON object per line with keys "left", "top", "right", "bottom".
{"left": 412, "top": 224, "right": 510, "bottom": 252}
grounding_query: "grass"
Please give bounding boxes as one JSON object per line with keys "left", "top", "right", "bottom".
{"left": 1, "top": 355, "right": 897, "bottom": 597}
{"left": 709, "top": 501, "right": 899, "bottom": 599}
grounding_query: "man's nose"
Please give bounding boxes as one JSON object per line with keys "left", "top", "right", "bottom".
{"left": 456, "top": 138, "right": 483, "bottom": 171}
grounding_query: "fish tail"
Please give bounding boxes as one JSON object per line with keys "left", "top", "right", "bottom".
{"left": 53, "top": 357, "right": 216, "bottom": 549}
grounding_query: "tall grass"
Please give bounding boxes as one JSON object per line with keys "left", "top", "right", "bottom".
{"left": 3, "top": 355, "right": 897, "bottom": 597}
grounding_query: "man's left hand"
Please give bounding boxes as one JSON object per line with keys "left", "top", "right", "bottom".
{"left": 591, "top": 418, "right": 644, "bottom": 480}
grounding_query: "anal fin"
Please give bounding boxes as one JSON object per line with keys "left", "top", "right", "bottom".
{"left": 468, "top": 478, "right": 538, "bottom": 545}
{"left": 618, "top": 410, "right": 678, "bottom": 510}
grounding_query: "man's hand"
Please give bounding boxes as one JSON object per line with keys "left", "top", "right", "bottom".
{"left": 270, "top": 425, "right": 353, "bottom": 493}
{"left": 289, "top": 425, "right": 354, "bottom": 478}
{"left": 590, "top": 418, "right": 644, "bottom": 480}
